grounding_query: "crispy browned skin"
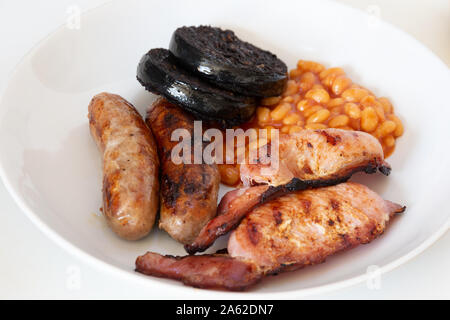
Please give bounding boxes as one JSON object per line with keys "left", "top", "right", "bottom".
{"left": 147, "top": 99, "right": 220, "bottom": 244}
{"left": 240, "top": 129, "right": 391, "bottom": 187}
{"left": 135, "top": 252, "right": 261, "bottom": 291}
{"left": 88, "top": 92, "right": 159, "bottom": 240}
{"left": 185, "top": 185, "right": 270, "bottom": 254}
{"left": 137, "top": 183, "right": 405, "bottom": 290}
{"left": 186, "top": 129, "right": 390, "bottom": 254}
{"left": 228, "top": 182, "right": 405, "bottom": 271}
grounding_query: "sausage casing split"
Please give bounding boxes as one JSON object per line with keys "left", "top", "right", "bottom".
{"left": 147, "top": 99, "right": 220, "bottom": 244}
{"left": 88, "top": 92, "right": 159, "bottom": 240}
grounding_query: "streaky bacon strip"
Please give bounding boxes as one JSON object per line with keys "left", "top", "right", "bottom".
{"left": 137, "top": 183, "right": 405, "bottom": 291}
{"left": 240, "top": 129, "right": 391, "bottom": 187}
{"left": 186, "top": 174, "right": 357, "bottom": 254}
{"left": 136, "top": 252, "right": 262, "bottom": 291}
{"left": 185, "top": 129, "right": 392, "bottom": 254}
{"left": 227, "top": 183, "right": 406, "bottom": 271}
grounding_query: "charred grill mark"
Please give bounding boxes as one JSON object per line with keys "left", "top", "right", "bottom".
{"left": 330, "top": 199, "right": 340, "bottom": 211}
{"left": 379, "top": 164, "right": 391, "bottom": 176}
{"left": 273, "top": 211, "right": 283, "bottom": 225}
{"left": 215, "top": 248, "right": 228, "bottom": 254}
{"left": 162, "top": 174, "right": 181, "bottom": 207}
{"left": 338, "top": 233, "right": 350, "bottom": 247}
{"left": 301, "top": 199, "right": 311, "bottom": 214}
{"left": 247, "top": 222, "right": 261, "bottom": 245}
{"left": 163, "top": 113, "right": 177, "bottom": 128}
{"left": 302, "top": 164, "right": 313, "bottom": 175}
{"left": 260, "top": 174, "right": 352, "bottom": 204}
{"left": 363, "top": 163, "right": 378, "bottom": 174}
{"left": 319, "top": 130, "right": 341, "bottom": 145}
{"left": 183, "top": 182, "right": 201, "bottom": 194}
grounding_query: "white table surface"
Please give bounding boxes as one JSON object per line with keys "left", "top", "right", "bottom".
{"left": 0, "top": 0, "right": 448, "bottom": 299}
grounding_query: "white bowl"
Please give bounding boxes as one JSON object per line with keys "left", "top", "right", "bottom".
{"left": 0, "top": 0, "right": 449, "bottom": 298}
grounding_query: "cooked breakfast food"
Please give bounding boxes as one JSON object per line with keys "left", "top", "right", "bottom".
{"left": 146, "top": 99, "right": 220, "bottom": 244}
{"left": 186, "top": 128, "right": 391, "bottom": 254}
{"left": 88, "top": 93, "right": 159, "bottom": 240}
{"left": 169, "top": 26, "right": 288, "bottom": 97}
{"left": 240, "top": 128, "right": 391, "bottom": 187}
{"left": 137, "top": 183, "right": 405, "bottom": 290}
{"left": 85, "top": 25, "right": 406, "bottom": 291}
{"left": 256, "top": 60, "right": 403, "bottom": 156}
{"left": 217, "top": 60, "right": 404, "bottom": 186}
{"left": 137, "top": 48, "right": 257, "bottom": 126}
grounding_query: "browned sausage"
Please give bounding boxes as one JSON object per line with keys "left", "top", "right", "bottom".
{"left": 88, "top": 92, "right": 159, "bottom": 240}
{"left": 146, "top": 99, "right": 220, "bottom": 244}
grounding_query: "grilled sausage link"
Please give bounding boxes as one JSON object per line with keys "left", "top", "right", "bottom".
{"left": 147, "top": 99, "right": 220, "bottom": 244}
{"left": 88, "top": 92, "right": 159, "bottom": 240}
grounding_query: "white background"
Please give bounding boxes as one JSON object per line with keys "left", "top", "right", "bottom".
{"left": 0, "top": 0, "right": 448, "bottom": 299}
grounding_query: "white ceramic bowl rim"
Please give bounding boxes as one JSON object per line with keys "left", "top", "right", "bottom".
{"left": 0, "top": 0, "right": 449, "bottom": 298}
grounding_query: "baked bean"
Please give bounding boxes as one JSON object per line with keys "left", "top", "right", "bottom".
{"left": 319, "top": 67, "right": 345, "bottom": 80}
{"left": 291, "top": 94, "right": 301, "bottom": 104}
{"left": 374, "top": 105, "right": 386, "bottom": 121}
{"left": 383, "top": 135, "right": 396, "bottom": 148}
{"left": 361, "top": 107, "right": 379, "bottom": 132}
{"left": 330, "top": 106, "right": 344, "bottom": 115}
{"left": 218, "top": 164, "right": 240, "bottom": 186}
{"left": 257, "top": 107, "right": 271, "bottom": 124}
{"left": 379, "top": 97, "right": 393, "bottom": 113}
{"left": 303, "top": 105, "right": 323, "bottom": 118}
{"left": 284, "top": 80, "right": 299, "bottom": 96}
{"left": 297, "top": 60, "right": 325, "bottom": 73}
{"left": 282, "top": 113, "right": 301, "bottom": 125}
{"left": 388, "top": 114, "right": 404, "bottom": 137}
{"left": 297, "top": 99, "right": 312, "bottom": 112}
{"left": 270, "top": 103, "right": 291, "bottom": 121}
{"left": 289, "top": 68, "right": 302, "bottom": 78}
{"left": 307, "top": 109, "right": 330, "bottom": 124}
{"left": 327, "top": 98, "right": 345, "bottom": 108}
{"left": 219, "top": 61, "right": 404, "bottom": 185}
{"left": 305, "top": 88, "right": 330, "bottom": 104}
{"left": 329, "top": 115, "right": 350, "bottom": 128}
{"left": 261, "top": 96, "right": 282, "bottom": 106}
{"left": 374, "top": 120, "right": 396, "bottom": 138}
{"left": 331, "top": 76, "right": 351, "bottom": 95}
{"left": 282, "top": 96, "right": 294, "bottom": 103}
{"left": 342, "top": 88, "right": 369, "bottom": 102}
{"left": 344, "top": 103, "right": 361, "bottom": 119}
{"left": 350, "top": 118, "right": 361, "bottom": 131}
{"left": 299, "top": 72, "right": 316, "bottom": 92}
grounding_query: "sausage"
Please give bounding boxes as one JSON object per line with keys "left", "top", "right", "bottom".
{"left": 88, "top": 92, "right": 159, "bottom": 240}
{"left": 146, "top": 99, "right": 220, "bottom": 244}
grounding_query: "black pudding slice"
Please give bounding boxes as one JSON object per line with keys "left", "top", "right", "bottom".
{"left": 169, "top": 26, "right": 288, "bottom": 98}
{"left": 137, "top": 48, "right": 257, "bottom": 127}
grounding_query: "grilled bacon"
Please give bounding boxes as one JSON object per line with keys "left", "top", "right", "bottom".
{"left": 186, "top": 129, "right": 391, "bottom": 254}
{"left": 136, "top": 183, "right": 405, "bottom": 291}
{"left": 240, "top": 129, "right": 391, "bottom": 187}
